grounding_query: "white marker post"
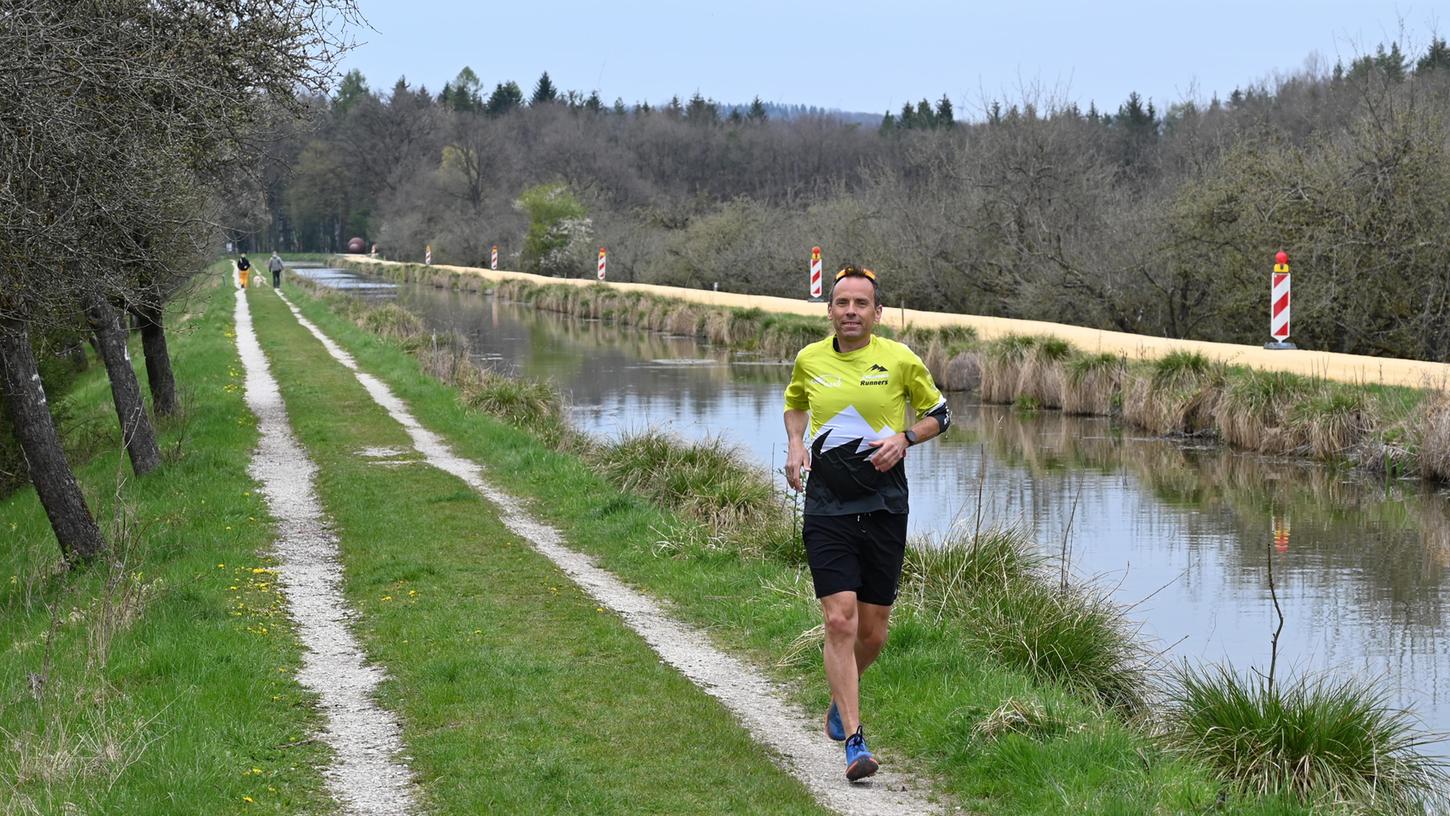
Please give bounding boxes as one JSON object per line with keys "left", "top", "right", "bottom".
{"left": 808, "top": 246, "right": 823, "bottom": 302}
{"left": 1265, "top": 250, "right": 1295, "bottom": 350}
{"left": 597, "top": 247, "right": 607, "bottom": 281}
{"left": 425, "top": 245, "right": 432, "bottom": 266}
{"left": 491, "top": 244, "right": 499, "bottom": 270}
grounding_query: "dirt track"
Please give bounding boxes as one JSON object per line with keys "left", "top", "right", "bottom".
{"left": 343, "top": 256, "right": 1450, "bottom": 390}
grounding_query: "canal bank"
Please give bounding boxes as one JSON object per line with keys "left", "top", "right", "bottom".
{"left": 285, "top": 266, "right": 1450, "bottom": 811}
{"left": 336, "top": 256, "right": 1450, "bottom": 489}
{"left": 338, "top": 255, "right": 1450, "bottom": 390}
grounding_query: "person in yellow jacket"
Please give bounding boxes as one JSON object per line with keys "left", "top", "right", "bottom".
{"left": 237, "top": 254, "right": 252, "bottom": 289}
{"left": 783, "top": 263, "right": 951, "bottom": 782}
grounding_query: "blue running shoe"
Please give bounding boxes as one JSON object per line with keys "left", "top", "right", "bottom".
{"left": 844, "top": 727, "right": 879, "bottom": 781}
{"left": 825, "top": 700, "right": 846, "bottom": 741}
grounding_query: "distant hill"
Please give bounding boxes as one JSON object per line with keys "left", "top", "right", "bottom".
{"left": 722, "top": 101, "right": 881, "bottom": 126}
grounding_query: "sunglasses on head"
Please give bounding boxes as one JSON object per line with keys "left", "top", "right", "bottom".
{"left": 834, "top": 265, "right": 877, "bottom": 282}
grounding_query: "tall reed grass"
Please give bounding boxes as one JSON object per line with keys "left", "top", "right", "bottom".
{"left": 981, "top": 336, "right": 1038, "bottom": 404}
{"left": 1166, "top": 666, "right": 1448, "bottom": 813}
{"left": 900, "top": 527, "right": 1151, "bottom": 714}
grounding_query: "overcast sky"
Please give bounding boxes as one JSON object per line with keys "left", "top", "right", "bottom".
{"left": 340, "top": 1, "right": 1443, "bottom": 117}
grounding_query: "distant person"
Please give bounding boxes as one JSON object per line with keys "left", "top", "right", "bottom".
{"left": 268, "top": 252, "right": 284, "bottom": 287}
{"left": 782, "top": 263, "right": 950, "bottom": 782}
{"left": 237, "top": 254, "right": 251, "bottom": 289}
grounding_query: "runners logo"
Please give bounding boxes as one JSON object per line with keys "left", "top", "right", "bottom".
{"left": 867, "top": 364, "right": 888, "bottom": 373}
{"left": 860, "top": 363, "right": 889, "bottom": 386}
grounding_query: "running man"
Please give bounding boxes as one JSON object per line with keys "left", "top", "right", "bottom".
{"left": 237, "top": 254, "right": 252, "bottom": 289}
{"left": 783, "top": 263, "right": 950, "bottom": 782}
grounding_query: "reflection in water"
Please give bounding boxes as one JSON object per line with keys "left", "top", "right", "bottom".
{"left": 352, "top": 276, "right": 1450, "bottom": 747}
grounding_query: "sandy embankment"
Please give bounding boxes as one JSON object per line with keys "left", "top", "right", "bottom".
{"left": 340, "top": 256, "right": 1450, "bottom": 391}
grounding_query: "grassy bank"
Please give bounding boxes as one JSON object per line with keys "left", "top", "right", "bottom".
{"left": 288, "top": 276, "right": 1446, "bottom": 813}
{"left": 1, "top": 268, "right": 334, "bottom": 815}
{"left": 339, "top": 258, "right": 1450, "bottom": 483}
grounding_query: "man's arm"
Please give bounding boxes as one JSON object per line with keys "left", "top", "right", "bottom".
{"left": 866, "top": 375, "right": 951, "bottom": 473}
{"left": 784, "top": 408, "right": 809, "bottom": 492}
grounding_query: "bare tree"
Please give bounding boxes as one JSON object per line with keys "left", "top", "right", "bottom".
{"left": 0, "top": 0, "right": 357, "bottom": 559}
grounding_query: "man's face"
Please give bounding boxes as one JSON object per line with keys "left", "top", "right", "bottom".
{"left": 828, "top": 276, "right": 880, "bottom": 341}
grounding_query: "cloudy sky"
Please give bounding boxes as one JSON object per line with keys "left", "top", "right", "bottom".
{"left": 340, "top": 1, "right": 1442, "bottom": 116}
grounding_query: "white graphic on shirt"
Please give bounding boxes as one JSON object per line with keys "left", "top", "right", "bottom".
{"left": 812, "top": 405, "right": 896, "bottom": 455}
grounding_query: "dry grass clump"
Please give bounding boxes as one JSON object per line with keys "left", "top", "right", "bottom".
{"left": 1062, "top": 353, "right": 1124, "bottom": 415}
{"left": 666, "top": 304, "right": 703, "bottom": 336}
{"left": 941, "top": 351, "right": 982, "bottom": 392}
{"left": 760, "top": 314, "right": 829, "bottom": 359}
{"left": 358, "top": 303, "right": 424, "bottom": 344}
{"left": 1287, "top": 384, "right": 1376, "bottom": 459}
{"left": 971, "top": 697, "right": 1071, "bottom": 742}
{"left": 1123, "top": 352, "right": 1224, "bottom": 435}
{"left": 1017, "top": 338, "right": 1071, "bottom": 409}
{"left": 1412, "top": 392, "right": 1450, "bottom": 480}
{"left": 701, "top": 310, "right": 735, "bottom": 345}
{"left": 1214, "top": 370, "right": 1302, "bottom": 453}
{"left": 981, "top": 336, "right": 1037, "bottom": 404}
{"left": 587, "top": 430, "right": 802, "bottom": 564}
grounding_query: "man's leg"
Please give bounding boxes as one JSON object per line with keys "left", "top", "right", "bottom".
{"left": 855, "top": 601, "right": 892, "bottom": 676}
{"left": 821, "top": 590, "right": 862, "bottom": 735}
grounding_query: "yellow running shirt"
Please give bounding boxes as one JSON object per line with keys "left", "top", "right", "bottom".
{"left": 784, "top": 335, "right": 948, "bottom": 516}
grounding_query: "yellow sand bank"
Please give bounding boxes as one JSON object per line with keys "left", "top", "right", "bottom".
{"left": 342, "top": 256, "right": 1450, "bottom": 390}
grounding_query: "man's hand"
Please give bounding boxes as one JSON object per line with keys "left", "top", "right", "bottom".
{"left": 785, "top": 443, "right": 810, "bottom": 492}
{"left": 866, "top": 433, "right": 909, "bottom": 472}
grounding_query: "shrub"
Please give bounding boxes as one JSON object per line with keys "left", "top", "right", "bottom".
{"left": 515, "top": 183, "right": 593, "bottom": 277}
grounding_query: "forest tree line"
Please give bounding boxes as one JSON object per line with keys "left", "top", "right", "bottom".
{"left": 235, "top": 40, "right": 1450, "bottom": 361}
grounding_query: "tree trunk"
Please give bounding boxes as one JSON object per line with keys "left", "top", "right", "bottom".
{"left": 86, "top": 295, "right": 162, "bottom": 476}
{"left": 0, "top": 318, "right": 106, "bottom": 561}
{"left": 130, "top": 302, "right": 179, "bottom": 416}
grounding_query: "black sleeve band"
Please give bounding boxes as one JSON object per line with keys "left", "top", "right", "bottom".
{"left": 926, "top": 398, "right": 951, "bottom": 434}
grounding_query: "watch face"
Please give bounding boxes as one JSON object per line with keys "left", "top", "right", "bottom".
{"left": 905, "top": 430, "right": 918, "bottom": 446}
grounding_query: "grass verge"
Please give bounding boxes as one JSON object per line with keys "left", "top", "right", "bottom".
{"left": 0, "top": 268, "right": 333, "bottom": 815}
{"left": 245, "top": 286, "right": 830, "bottom": 814}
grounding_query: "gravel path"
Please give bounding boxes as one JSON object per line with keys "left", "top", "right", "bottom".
{"left": 274, "top": 290, "right": 948, "bottom": 816}
{"left": 234, "top": 282, "right": 417, "bottom": 815}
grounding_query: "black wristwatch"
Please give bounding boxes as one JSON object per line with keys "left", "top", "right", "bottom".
{"left": 903, "top": 429, "right": 919, "bottom": 447}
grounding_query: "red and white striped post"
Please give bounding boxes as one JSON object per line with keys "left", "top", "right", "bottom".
{"left": 808, "top": 246, "right": 824, "bottom": 301}
{"left": 1265, "top": 250, "right": 1295, "bottom": 349}
{"left": 597, "top": 247, "right": 607, "bottom": 281}
{"left": 490, "top": 244, "right": 499, "bottom": 270}
{"left": 425, "top": 245, "right": 432, "bottom": 266}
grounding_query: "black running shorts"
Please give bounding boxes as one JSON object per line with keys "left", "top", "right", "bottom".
{"left": 802, "top": 511, "right": 909, "bottom": 606}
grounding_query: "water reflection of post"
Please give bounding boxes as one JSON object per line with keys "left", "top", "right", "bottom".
{"left": 1273, "top": 514, "right": 1291, "bottom": 554}
{"left": 491, "top": 293, "right": 499, "bottom": 328}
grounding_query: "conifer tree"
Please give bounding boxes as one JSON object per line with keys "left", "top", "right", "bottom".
{"left": 531, "top": 71, "right": 559, "bottom": 104}
{"left": 747, "top": 96, "right": 768, "bottom": 122}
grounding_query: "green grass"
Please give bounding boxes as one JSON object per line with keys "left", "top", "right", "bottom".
{"left": 1167, "top": 666, "right": 1448, "bottom": 813}
{"left": 279, "top": 281, "right": 1321, "bottom": 815}
{"left": 245, "top": 286, "right": 829, "bottom": 814}
{"left": 0, "top": 269, "right": 334, "bottom": 815}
